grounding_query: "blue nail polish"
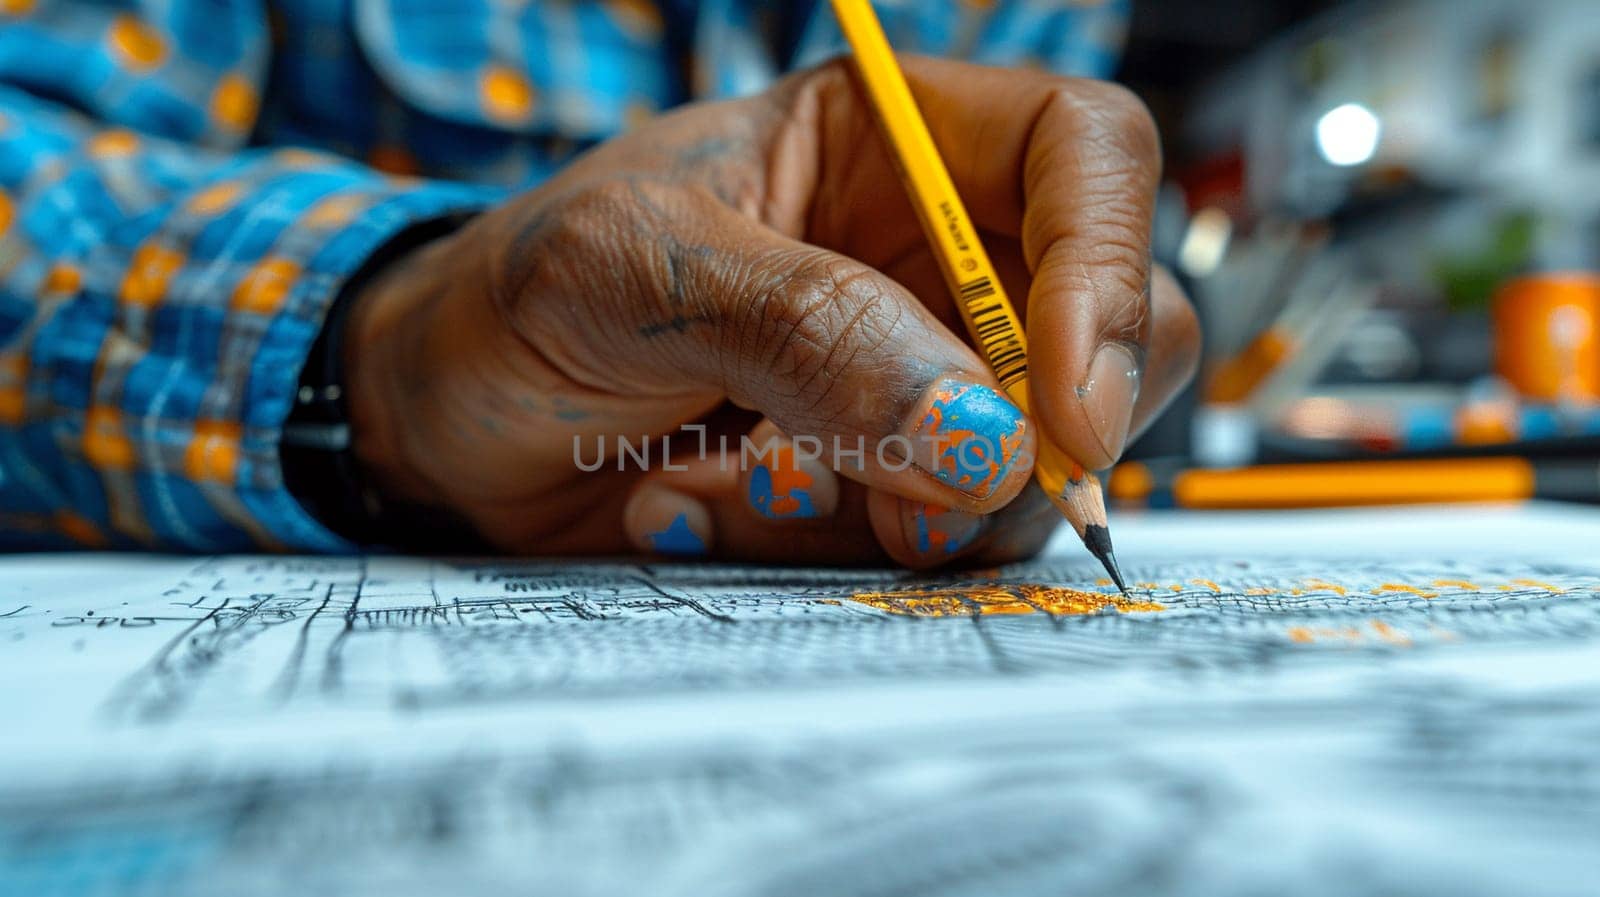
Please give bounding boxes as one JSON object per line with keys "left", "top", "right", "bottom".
{"left": 747, "top": 452, "right": 819, "bottom": 519}
{"left": 912, "top": 382, "right": 1027, "bottom": 498}
{"left": 907, "top": 502, "right": 985, "bottom": 556}
{"left": 647, "top": 512, "right": 706, "bottom": 555}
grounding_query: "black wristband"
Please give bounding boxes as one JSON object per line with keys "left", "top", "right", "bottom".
{"left": 281, "top": 213, "right": 487, "bottom": 553}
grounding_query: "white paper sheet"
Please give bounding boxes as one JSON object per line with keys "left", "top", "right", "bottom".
{"left": 3, "top": 503, "right": 1599, "bottom": 896}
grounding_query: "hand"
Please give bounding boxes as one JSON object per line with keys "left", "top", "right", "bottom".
{"left": 344, "top": 56, "right": 1199, "bottom": 567}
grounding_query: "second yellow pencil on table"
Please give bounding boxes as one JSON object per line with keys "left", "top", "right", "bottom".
{"left": 829, "top": 0, "right": 1129, "bottom": 592}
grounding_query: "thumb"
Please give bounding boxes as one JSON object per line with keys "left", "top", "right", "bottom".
{"left": 623, "top": 190, "right": 1036, "bottom": 513}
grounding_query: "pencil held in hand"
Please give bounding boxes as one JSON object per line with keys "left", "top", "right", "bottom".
{"left": 828, "top": 0, "right": 1128, "bottom": 592}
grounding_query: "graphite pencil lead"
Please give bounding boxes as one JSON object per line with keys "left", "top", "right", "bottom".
{"left": 1082, "top": 524, "right": 1129, "bottom": 597}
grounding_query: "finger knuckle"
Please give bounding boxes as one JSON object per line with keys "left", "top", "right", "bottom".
{"left": 733, "top": 252, "right": 902, "bottom": 428}
{"left": 495, "top": 179, "right": 679, "bottom": 385}
{"left": 1044, "top": 81, "right": 1161, "bottom": 181}
{"left": 550, "top": 179, "right": 635, "bottom": 236}
{"left": 1033, "top": 243, "right": 1149, "bottom": 349}
{"left": 511, "top": 180, "right": 642, "bottom": 297}
{"left": 1077, "top": 82, "right": 1161, "bottom": 165}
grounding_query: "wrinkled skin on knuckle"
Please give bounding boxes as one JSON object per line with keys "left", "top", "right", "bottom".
{"left": 1022, "top": 83, "right": 1160, "bottom": 350}
{"left": 494, "top": 179, "right": 672, "bottom": 390}
{"left": 1067, "top": 184, "right": 1152, "bottom": 270}
{"left": 1062, "top": 80, "right": 1162, "bottom": 176}
{"left": 725, "top": 250, "right": 903, "bottom": 434}
{"left": 1032, "top": 229, "right": 1150, "bottom": 349}
{"left": 1024, "top": 82, "right": 1161, "bottom": 219}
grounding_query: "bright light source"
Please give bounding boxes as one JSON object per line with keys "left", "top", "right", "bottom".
{"left": 1177, "top": 206, "right": 1233, "bottom": 278}
{"left": 1314, "top": 102, "right": 1381, "bottom": 167}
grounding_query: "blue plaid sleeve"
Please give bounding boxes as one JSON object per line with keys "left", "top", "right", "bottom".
{"left": 0, "top": 0, "right": 1125, "bottom": 553}
{"left": 0, "top": 84, "right": 493, "bottom": 551}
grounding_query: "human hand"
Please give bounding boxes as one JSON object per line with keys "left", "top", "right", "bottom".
{"left": 343, "top": 56, "right": 1198, "bottom": 567}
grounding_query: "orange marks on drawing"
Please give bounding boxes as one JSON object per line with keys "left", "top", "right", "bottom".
{"left": 1373, "top": 583, "right": 1438, "bottom": 599}
{"left": 1509, "top": 578, "right": 1564, "bottom": 593}
{"left": 1286, "top": 619, "right": 1414, "bottom": 646}
{"left": 851, "top": 584, "right": 1164, "bottom": 618}
{"left": 1302, "top": 579, "right": 1347, "bottom": 595}
{"left": 1190, "top": 579, "right": 1222, "bottom": 592}
{"left": 1432, "top": 579, "right": 1480, "bottom": 590}
{"left": 1367, "top": 620, "right": 1412, "bottom": 646}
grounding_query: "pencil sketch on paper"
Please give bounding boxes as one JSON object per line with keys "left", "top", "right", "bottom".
{"left": 2, "top": 552, "right": 1599, "bottom": 896}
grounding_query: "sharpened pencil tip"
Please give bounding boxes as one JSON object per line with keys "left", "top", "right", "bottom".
{"left": 1082, "top": 524, "right": 1129, "bottom": 597}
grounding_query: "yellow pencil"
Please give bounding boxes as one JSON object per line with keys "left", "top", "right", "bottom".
{"left": 829, "top": 0, "right": 1129, "bottom": 592}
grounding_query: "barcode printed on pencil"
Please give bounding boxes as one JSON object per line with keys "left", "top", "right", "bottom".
{"left": 958, "top": 277, "right": 1028, "bottom": 387}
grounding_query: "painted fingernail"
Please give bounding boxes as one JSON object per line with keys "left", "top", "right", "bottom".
{"left": 625, "top": 486, "right": 712, "bottom": 556}
{"left": 1080, "top": 343, "right": 1141, "bottom": 464}
{"left": 904, "top": 379, "right": 1028, "bottom": 498}
{"left": 746, "top": 441, "right": 838, "bottom": 520}
{"left": 900, "top": 501, "right": 987, "bottom": 558}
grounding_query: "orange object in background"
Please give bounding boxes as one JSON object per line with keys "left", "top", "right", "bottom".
{"left": 1107, "top": 457, "right": 1550, "bottom": 510}
{"left": 1493, "top": 273, "right": 1600, "bottom": 402}
{"left": 1205, "top": 326, "right": 1297, "bottom": 403}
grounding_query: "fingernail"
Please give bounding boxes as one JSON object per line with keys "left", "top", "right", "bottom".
{"left": 625, "top": 486, "right": 712, "bottom": 556}
{"left": 1081, "top": 343, "right": 1141, "bottom": 464}
{"left": 900, "top": 501, "right": 987, "bottom": 558}
{"left": 903, "top": 379, "right": 1028, "bottom": 499}
{"left": 746, "top": 441, "right": 837, "bottom": 520}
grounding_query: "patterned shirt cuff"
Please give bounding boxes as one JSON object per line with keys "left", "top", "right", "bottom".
{"left": 226, "top": 175, "right": 495, "bottom": 552}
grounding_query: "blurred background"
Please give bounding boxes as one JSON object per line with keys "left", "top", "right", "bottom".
{"left": 1119, "top": 0, "right": 1600, "bottom": 487}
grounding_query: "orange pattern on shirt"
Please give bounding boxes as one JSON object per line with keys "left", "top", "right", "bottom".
{"left": 120, "top": 244, "right": 184, "bottom": 307}
{"left": 231, "top": 257, "right": 300, "bottom": 314}
{"left": 480, "top": 65, "right": 537, "bottom": 123}
{"left": 108, "top": 14, "right": 167, "bottom": 70}
{"left": 83, "top": 406, "right": 136, "bottom": 470}
{"left": 210, "top": 73, "right": 260, "bottom": 132}
{"left": 184, "top": 420, "right": 242, "bottom": 483}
